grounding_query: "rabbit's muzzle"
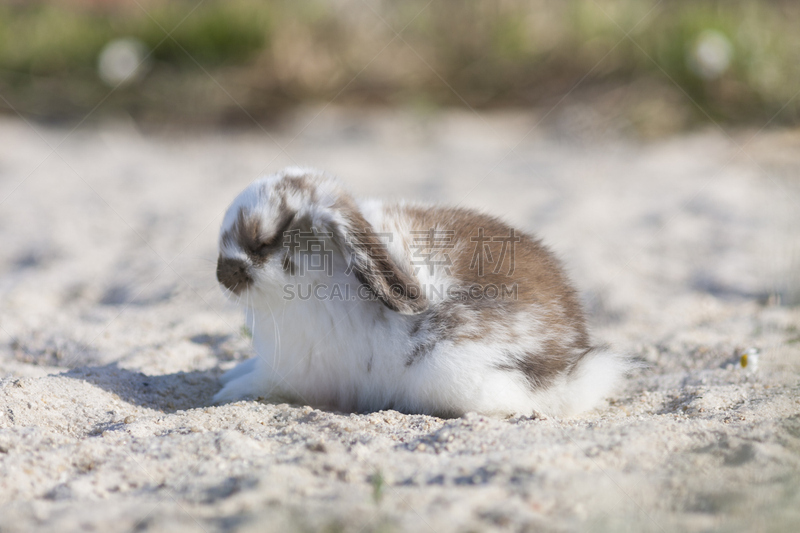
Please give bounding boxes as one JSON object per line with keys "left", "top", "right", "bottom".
{"left": 216, "top": 256, "right": 253, "bottom": 295}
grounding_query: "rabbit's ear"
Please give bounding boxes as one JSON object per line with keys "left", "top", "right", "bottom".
{"left": 330, "top": 199, "right": 428, "bottom": 315}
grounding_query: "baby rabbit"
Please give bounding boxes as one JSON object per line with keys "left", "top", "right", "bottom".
{"left": 213, "top": 167, "right": 627, "bottom": 417}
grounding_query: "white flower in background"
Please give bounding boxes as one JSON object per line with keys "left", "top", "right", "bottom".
{"left": 688, "top": 30, "right": 734, "bottom": 80}
{"left": 97, "top": 38, "right": 150, "bottom": 87}
{"left": 740, "top": 347, "right": 760, "bottom": 372}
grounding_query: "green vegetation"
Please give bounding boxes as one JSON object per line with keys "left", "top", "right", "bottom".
{"left": 370, "top": 470, "right": 385, "bottom": 504}
{"left": 0, "top": 0, "right": 798, "bottom": 129}
{"left": 0, "top": 1, "right": 266, "bottom": 72}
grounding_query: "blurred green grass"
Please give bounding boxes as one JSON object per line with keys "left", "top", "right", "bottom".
{"left": 0, "top": 0, "right": 798, "bottom": 131}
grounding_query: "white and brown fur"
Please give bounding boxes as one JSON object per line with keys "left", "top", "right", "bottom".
{"left": 213, "top": 167, "right": 628, "bottom": 417}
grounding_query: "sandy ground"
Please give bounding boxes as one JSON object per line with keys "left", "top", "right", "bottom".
{"left": 1, "top": 108, "right": 799, "bottom": 532}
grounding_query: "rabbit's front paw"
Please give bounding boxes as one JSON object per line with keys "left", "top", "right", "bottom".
{"left": 213, "top": 358, "right": 263, "bottom": 403}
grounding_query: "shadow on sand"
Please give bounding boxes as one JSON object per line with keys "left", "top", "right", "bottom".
{"left": 61, "top": 363, "right": 222, "bottom": 412}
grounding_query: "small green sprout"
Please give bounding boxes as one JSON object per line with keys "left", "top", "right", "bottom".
{"left": 371, "top": 470, "right": 385, "bottom": 505}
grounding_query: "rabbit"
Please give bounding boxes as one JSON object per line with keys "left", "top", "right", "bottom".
{"left": 212, "top": 167, "right": 628, "bottom": 417}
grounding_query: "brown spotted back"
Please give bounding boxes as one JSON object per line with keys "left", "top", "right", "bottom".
{"left": 397, "top": 204, "right": 591, "bottom": 386}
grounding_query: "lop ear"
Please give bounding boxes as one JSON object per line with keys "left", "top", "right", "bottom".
{"left": 329, "top": 199, "right": 428, "bottom": 315}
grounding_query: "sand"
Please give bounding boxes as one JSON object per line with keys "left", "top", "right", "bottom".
{"left": 1, "top": 108, "right": 799, "bottom": 532}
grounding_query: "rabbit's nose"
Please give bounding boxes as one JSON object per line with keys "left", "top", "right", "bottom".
{"left": 216, "top": 256, "right": 253, "bottom": 294}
